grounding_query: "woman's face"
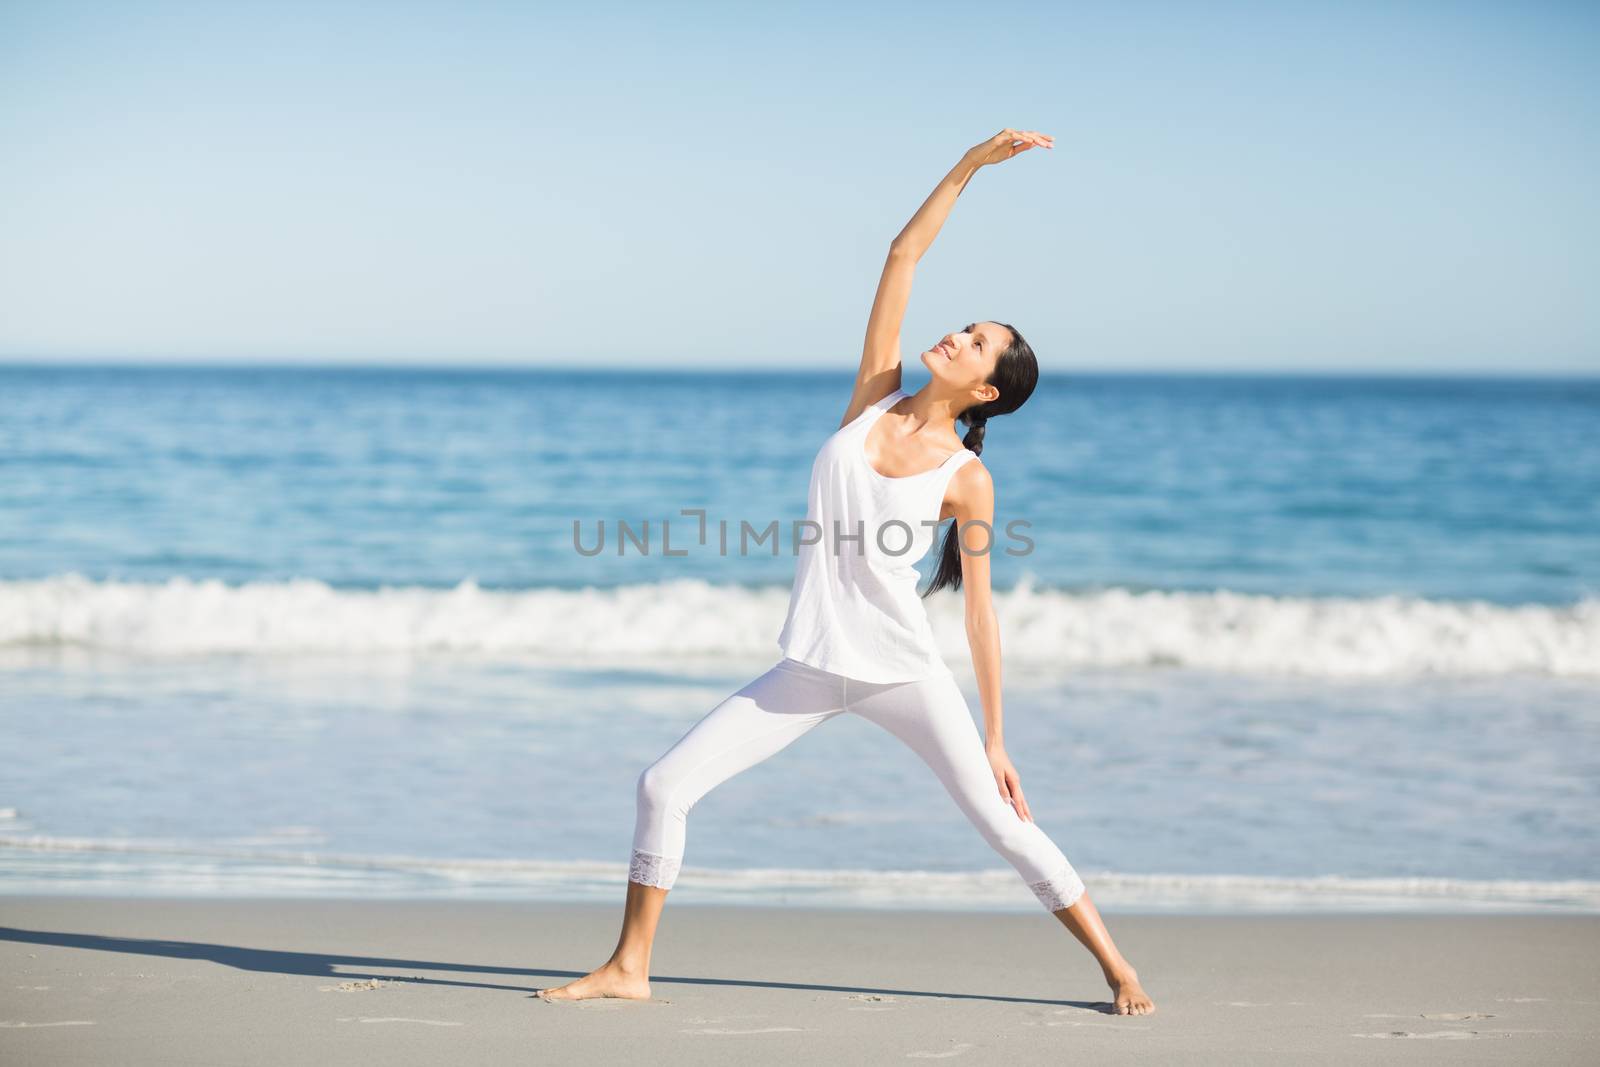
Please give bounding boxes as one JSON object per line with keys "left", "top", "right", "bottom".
{"left": 921, "top": 321, "right": 1008, "bottom": 389}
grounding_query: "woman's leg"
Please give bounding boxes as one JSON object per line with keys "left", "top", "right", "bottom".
{"left": 537, "top": 658, "right": 846, "bottom": 1001}
{"left": 844, "top": 670, "right": 1155, "bottom": 1015}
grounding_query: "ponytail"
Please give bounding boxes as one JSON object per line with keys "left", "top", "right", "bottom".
{"left": 920, "top": 322, "right": 1037, "bottom": 597}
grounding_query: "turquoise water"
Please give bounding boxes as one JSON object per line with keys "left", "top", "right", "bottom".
{"left": 1, "top": 365, "right": 1597, "bottom": 911}
{"left": 2, "top": 366, "right": 1596, "bottom": 601}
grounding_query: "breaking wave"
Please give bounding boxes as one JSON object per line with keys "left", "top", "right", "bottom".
{"left": 1, "top": 574, "right": 1596, "bottom": 678}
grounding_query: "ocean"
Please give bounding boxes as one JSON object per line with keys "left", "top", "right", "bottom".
{"left": 2, "top": 365, "right": 1597, "bottom": 913}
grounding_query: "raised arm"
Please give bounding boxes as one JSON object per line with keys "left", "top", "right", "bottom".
{"left": 838, "top": 128, "right": 1054, "bottom": 428}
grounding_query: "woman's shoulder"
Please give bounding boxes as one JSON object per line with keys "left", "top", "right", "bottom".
{"left": 864, "top": 385, "right": 908, "bottom": 416}
{"left": 837, "top": 384, "right": 907, "bottom": 430}
{"left": 947, "top": 452, "right": 990, "bottom": 486}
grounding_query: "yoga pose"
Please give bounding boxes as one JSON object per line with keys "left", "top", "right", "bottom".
{"left": 538, "top": 128, "right": 1155, "bottom": 1016}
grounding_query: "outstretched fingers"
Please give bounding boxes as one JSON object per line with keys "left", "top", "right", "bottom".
{"left": 999, "top": 128, "right": 1055, "bottom": 152}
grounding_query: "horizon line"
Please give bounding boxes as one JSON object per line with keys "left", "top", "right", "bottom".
{"left": 1, "top": 359, "right": 1597, "bottom": 381}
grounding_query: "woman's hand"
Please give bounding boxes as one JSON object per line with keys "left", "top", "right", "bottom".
{"left": 965, "top": 128, "right": 1054, "bottom": 168}
{"left": 987, "top": 744, "right": 1033, "bottom": 822}
{"left": 874, "top": 126, "right": 1054, "bottom": 329}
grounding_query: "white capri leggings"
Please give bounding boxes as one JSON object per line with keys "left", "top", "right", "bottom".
{"left": 629, "top": 656, "right": 1087, "bottom": 914}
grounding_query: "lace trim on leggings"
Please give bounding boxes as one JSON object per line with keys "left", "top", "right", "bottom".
{"left": 628, "top": 848, "right": 682, "bottom": 890}
{"left": 1028, "top": 861, "right": 1086, "bottom": 913}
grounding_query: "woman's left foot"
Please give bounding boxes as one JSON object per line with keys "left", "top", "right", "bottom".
{"left": 1107, "top": 967, "right": 1155, "bottom": 1015}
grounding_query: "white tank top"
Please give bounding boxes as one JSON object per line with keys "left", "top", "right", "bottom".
{"left": 776, "top": 387, "right": 978, "bottom": 682}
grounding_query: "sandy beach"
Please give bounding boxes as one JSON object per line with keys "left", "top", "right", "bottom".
{"left": 0, "top": 897, "right": 1595, "bottom": 1064}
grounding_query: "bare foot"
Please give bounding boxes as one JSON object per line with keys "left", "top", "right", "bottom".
{"left": 1107, "top": 967, "right": 1155, "bottom": 1016}
{"left": 535, "top": 961, "right": 651, "bottom": 1002}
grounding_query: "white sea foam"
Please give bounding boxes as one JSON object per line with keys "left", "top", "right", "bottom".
{"left": 1, "top": 834, "right": 1594, "bottom": 913}
{"left": 1, "top": 573, "right": 1596, "bottom": 678}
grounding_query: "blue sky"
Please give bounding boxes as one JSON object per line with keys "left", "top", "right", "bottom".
{"left": 1, "top": 0, "right": 1595, "bottom": 372}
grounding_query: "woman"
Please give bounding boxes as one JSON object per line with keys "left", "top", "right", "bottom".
{"left": 538, "top": 128, "right": 1155, "bottom": 1016}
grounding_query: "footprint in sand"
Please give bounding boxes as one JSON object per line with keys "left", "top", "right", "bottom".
{"left": 320, "top": 979, "right": 393, "bottom": 993}
{"left": 906, "top": 1042, "right": 975, "bottom": 1059}
{"left": 847, "top": 993, "right": 898, "bottom": 1012}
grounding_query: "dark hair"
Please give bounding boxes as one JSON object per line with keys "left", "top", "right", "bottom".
{"left": 920, "top": 320, "right": 1038, "bottom": 597}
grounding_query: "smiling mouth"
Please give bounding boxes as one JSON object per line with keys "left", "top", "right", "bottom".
{"left": 935, "top": 342, "right": 953, "bottom": 359}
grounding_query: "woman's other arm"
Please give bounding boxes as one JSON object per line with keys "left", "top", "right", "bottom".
{"left": 949, "top": 459, "right": 1034, "bottom": 823}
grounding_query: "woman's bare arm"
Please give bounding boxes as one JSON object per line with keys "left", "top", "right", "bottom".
{"left": 948, "top": 459, "right": 1035, "bottom": 824}
{"left": 837, "top": 128, "right": 1054, "bottom": 428}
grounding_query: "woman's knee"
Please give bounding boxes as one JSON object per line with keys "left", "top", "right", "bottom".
{"left": 636, "top": 761, "right": 676, "bottom": 818}
{"left": 973, "top": 803, "right": 1036, "bottom": 858}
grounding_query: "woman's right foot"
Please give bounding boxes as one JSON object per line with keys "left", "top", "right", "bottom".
{"left": 1106, "top": 965, "right": 1155, "bottom": 1016}
{"left": 535, "top": 961, "right": 651, "bottom": 1002}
